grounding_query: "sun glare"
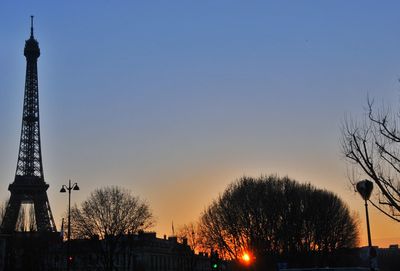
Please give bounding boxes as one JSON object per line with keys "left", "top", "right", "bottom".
{"left": 241, "top": 252, "right": 251, "bottom": 264}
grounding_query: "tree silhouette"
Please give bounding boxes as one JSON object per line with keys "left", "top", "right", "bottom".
{"left": 0, "top": 200, "right": 36, "bottom": 232}
{"left": 0, "top": 200, "right": 7, "bottom": 227}
{"left": 177, "top": 222, "right": 203, "bottom": 252}
{"left": 70, "top": 186, "right": 154, "bottom": 271}
{"left": 15, "top": 204, "right": 36, "bottom": 231}
{"left": 198, "top": 175, "right": 358, "bottom": 267}
{"left": 342, "top": 98, "right": 400, "bottom": 222}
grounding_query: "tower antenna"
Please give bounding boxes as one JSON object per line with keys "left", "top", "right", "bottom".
{"left": 30, "top": 15, "right": 34, "bottom": 37}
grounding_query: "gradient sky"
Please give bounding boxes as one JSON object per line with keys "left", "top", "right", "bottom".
{"left": 0, "top": 1, "right": 399, "bottom": 247}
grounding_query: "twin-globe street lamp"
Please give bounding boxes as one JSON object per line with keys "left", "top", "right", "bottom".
{"left": 60, "top": 180, "right": 79, "bottom": 271}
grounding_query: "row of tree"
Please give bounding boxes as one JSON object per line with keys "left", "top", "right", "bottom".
{"left": 0, "top": 176, "right": 360, "bottom": 269}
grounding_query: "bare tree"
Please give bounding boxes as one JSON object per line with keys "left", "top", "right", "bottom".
{"left": 15, "top": 204, "right": 36, "bottom": 232}
{"left": 28, "top": 205, "right": 36, "bottom": 231}
{"left": 177, "top": 222, "right": 203, "bottom": 252}
{"left": 198, "top": 175, "right": 358, "bottom": 266}
{"left": 70, "top": 186, "right": 154, "bottom": 271}
{"left": 342, "top": 98, "right": 400, "bottom": 222}
{"left": 0, "top": 200, "right": 7, "bottom": 226}
{"left": 0, "top": 200, "right": 37, "bottom": 232}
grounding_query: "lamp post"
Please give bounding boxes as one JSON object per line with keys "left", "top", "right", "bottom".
{"left": 60, "top": 180, "right": 79, "bottom": 271}
{"left": 356, "top": 179, "right": 375, "bottom": 270}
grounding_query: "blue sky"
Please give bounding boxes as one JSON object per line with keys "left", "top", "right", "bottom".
{"left": 0, "top": 1, "right": 399, "bottom": 246}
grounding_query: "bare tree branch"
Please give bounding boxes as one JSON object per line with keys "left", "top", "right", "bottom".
{"left": 341, "top": 98, "right": 400, "bottom": 221}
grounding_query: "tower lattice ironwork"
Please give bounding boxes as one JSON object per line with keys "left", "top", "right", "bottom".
{"left": 1, "top": 17, "right": 56, "bottom": 233}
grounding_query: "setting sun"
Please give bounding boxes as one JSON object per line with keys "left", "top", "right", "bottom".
{"left": 241, "top": 252, "right": 252, "bottom": 265}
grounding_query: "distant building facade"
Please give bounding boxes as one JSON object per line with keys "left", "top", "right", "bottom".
{"left": 0, "top": 231, "right": 212, "bottom": 271}
{"left": 357, "top": 245, "right": 400, "bottom": 271}
{"left": 66, "top": 232, "right": 211, "bottom": 271}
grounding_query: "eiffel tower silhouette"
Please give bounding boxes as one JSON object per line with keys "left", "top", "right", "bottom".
{"left": 1, "top": 17, "right": 56, "bottom": 233}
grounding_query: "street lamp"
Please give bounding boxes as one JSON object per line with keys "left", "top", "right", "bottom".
{"left": 60, "top": 180, "right": 79, "bottom": 271}
{"left": 356, "top": 179, "right": 375, "bottom": 269}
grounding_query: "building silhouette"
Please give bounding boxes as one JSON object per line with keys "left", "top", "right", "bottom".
{"left": 57, "top": 232, "right": 212, "bottom": 271}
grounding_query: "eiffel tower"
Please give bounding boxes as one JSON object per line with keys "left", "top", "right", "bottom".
{"left": 1, "top": 17, "right": 56, "bottom": 233}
